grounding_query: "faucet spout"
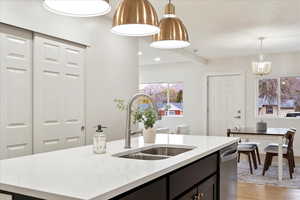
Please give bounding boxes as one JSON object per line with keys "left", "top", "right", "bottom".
{"left": 125, "top": 93, "right": 160, "bottom": 148}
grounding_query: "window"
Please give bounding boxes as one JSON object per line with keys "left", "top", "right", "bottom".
{"left": 257, "top": 76, "right": 300, "bottom": 118}
{"left": 140, "top": 82, "right": 184, "bottom": 116}
{"left": 280, "top": 77, "right": 300, "bottom": 117}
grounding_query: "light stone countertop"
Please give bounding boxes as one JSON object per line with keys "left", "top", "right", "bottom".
{"left": 0, "top": 134, "right": 239, "bottom": 200}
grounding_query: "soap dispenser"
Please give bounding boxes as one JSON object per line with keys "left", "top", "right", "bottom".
{"left": 93, "top": 125, "right": 107, "bottom": 154}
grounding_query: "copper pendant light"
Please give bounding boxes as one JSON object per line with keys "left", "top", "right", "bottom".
{"left": 111, "top": 0, "right": 159, "bottom": 36}
{"left": 150, "top": 1, "right": 190, "bottom": 49}
{"left": 43, "top": 0, "right": 111, "bottom": 17}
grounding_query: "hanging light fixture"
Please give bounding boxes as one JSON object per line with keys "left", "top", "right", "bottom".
{"left": 150, "top": 0, "right": 190, "bottom": 49}
{"left": 43, "top": 0, "right": 111, "bottom": 17}
{"left": 111, "top": 0, "right": 159, "bottom": 36}
{"left": 252, "top": 37, "right": 272, "bottom": 76}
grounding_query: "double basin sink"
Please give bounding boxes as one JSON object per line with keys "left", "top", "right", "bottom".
{"left": 114, "top": 145, "right": 196, "bottom": 160}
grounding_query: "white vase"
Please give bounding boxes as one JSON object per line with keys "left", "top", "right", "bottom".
{"left": 143, "top": 128, "right": 156, "bottom": 143}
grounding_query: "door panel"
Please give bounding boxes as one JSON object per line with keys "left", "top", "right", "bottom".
{"left": 34, "top": 34, "right": 85, "bottom": 153}
{"left": 0, "top": 24, "right": 33, "bottom": 159}
{"left": 208, "top": 74, "right": 245, "bottom": 136}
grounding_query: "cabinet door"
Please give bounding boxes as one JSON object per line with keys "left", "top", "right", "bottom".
{"left": 169, "top": 153, "right": 217, "bottom": 199}
{"left": 115, "top": 178, "right": 167, "bottom": 200}
{"left": 33, "top": 33, "right": 86, "bottom": 153}
{"left": 176, "top": 188, "right": 198, "bottom": 200}
{"left": 197, "top": 175, "right": 217, "bottom": 200}
{"left": 0, "top": 24, "right": 33, "bottom": 159}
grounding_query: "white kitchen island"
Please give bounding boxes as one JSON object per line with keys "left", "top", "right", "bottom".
{"left": 0, "top": 134, "right": 239, "bottom": 200}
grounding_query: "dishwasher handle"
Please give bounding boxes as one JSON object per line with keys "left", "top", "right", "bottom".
{"left": 220, "top": 149, "right": 238, "bottom": 162}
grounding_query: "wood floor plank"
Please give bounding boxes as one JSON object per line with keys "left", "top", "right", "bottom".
{"left": 237, "top": 182, "right": 300, "bottom": 200}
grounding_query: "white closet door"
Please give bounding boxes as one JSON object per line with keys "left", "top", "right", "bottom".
{"left": 0, "top": 24, "right": 33, "bottom": 159}
{"left": 33, "top": 34, "right": 85, "bottom": 153}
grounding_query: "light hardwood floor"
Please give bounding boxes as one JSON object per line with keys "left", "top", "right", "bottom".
{"left": 237, "top": 156, "right": 300, "bottom": 200}
{"left": 237, "top": 182, "right": 300, "bottom": 200}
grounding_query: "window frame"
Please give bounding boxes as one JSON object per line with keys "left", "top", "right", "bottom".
{"left": 139, "top": 81, "right": 184, "bottom": 118}
{"left": 255, "top": 74, "right": 300, "bottom": 120}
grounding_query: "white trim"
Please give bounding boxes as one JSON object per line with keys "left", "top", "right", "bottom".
{"left": 204, "top": 72, "right": 246, "bottom": 136}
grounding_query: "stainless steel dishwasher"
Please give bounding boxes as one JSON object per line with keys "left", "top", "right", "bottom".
{"left": 220, "top": 143, "right": 238, "bottom": 200}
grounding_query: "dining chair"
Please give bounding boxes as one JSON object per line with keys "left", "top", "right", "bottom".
{"left": 176, "top": 124, "right": 190, "bottom": 135}
{"left": 156, "top": 127, "right": 170, "bottom": 134}
{"left": 237, "top": 144, "right": 258, "bottom": 174}
{"left": 239, "top": 141, "right": 261, "bottom": 165}
{"left": 227, "top": 129, "right": 258, "bottom": 174}
{"left": 262, "top": 129, "right": 296, "bottom": 179}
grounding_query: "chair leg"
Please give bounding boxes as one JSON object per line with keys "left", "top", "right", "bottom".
{"left": 262, "top": 153, "right": 269, "bottom": 176}
{"left": 292, "top": 149, "right": 296, "bottom": 168}
{"left": 251, "top": 150, "right": 258, "bottom": 169}
{"left": 238, "top": 152, "right": 240, "bottom": 163}
{"left": 255, "top": 147, "right": 261, "bottom": 165}
{"left": 248, "top": 153, "right": 253, "bottom": 174}
{"left": 288, "top": 156, "right": 293, "bottom": 179}
{"left": 266, "top": 155, "right": 273, "bottom": 170}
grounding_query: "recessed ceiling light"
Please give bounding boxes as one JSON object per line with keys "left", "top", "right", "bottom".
{"left": 154, "top": 57, "right": 161, "bottom": 62}
{"left": 138, "top": 51, "right": 143, "bottom": 56}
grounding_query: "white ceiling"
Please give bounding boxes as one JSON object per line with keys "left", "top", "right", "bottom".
{"left": 110, "top": 0, "right": 300, "bottom": 64}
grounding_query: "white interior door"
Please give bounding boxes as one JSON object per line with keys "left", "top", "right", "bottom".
{"left": 208, "top": 74, "right": 245, "bottom": 136}
{"left": 33, "top": 34, "right": 86, "bottom": 153}
{"left": 0, "top": 24, "right": 33, "bottom": 159}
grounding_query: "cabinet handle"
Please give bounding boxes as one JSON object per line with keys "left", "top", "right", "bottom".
{"left": 192, "top": 194, "right": 198, "bottom": 200}
{"left": 197, "top": 193, "right": 204, "bottom": 200}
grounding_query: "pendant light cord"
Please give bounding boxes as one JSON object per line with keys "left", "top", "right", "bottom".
{"left": 259, "top": 37, "right": 265, "bottom": 61}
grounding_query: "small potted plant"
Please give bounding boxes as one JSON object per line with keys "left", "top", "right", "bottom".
{"left": 114, "top": 99, "right": 158, "bottom": 143}
{"left": 133, "top": 107, "right": 157, "bottom": 143}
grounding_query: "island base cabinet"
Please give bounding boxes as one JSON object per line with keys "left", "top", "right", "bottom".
{"left": 175, "top": 188, "right": 198, "bottom": 200}
{"left": 113, "top": 177, "right": 167, "bottom": 200}
{"left": 197, "top": 175, "right": 217, "bottom": 200}
{"left": 176, "top": 175, "right": 217, "bottom": 200}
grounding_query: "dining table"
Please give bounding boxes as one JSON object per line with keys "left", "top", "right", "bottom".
{"left": 227, "top": 127, "right": 290, "bottom": 181}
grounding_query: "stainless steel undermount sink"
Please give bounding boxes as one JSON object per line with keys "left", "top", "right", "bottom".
{"left": 114, "top": 145, "right": 195, "bottom": 160}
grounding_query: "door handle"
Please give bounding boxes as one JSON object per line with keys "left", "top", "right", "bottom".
{"left": 233, "top": 116, "right": 241, "bottom": 119}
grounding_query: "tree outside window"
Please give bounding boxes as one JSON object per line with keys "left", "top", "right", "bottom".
{"left": 257, "top": 76, "right": 300, "bottom": 118}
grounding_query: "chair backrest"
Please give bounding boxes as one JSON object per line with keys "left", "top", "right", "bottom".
{"left": 176, "top": 125, "right": 190, "bottom": 135}
{"left": 285, "top": 129, "right": 296, "bottom": 152}
{"left": 156, "top": 127, "right": 170, "bottom": 134}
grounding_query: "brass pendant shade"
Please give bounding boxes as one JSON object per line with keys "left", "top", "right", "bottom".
{"left": 150, "top": 3, "right": 190, "bottom": 49}
{"left": 111, "top": 0, "right": 160, "bottom": 36}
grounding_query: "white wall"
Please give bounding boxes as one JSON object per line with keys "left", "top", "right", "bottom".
{"left": 0, "top": 0, "right": 139, "bottom": 142}
{"left": 141, "top": 52, "right": 300, "bottom": 156}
